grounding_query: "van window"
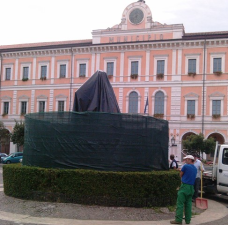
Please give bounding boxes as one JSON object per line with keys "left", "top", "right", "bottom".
{"left": 222, "top": 148, "right": 228, "bottom": 165}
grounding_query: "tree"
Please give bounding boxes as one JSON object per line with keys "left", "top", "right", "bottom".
{"left": 10, "top": 120, "right": 24, "bottom": 147}
{"left": 182, "top": 133, "right": 216, "bottom": 157}
{"left": 0, "top": 121, "right": 10, "bottom": 145}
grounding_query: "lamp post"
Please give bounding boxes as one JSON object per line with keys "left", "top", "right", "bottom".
{"left": 171, "top": 136, "right": 177, "bottom": 146}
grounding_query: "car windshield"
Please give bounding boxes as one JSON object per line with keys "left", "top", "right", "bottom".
{"left": 8, "top": 153, "right": 15, "bottom": 157}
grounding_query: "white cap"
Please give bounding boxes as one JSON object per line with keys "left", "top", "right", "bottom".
{"left": 183, "top": 155, "right": 194, "bottom": 160}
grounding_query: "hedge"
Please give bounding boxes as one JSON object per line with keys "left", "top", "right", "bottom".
{"left": 3, "top": 164, "right": 180, "bottom": 207}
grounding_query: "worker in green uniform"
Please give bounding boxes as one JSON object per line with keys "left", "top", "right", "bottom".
{"left": 170, "top": 155, "right": 197, "bottom": 224}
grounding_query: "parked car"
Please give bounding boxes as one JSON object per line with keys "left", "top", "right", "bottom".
{"left": 1, "top": 152, "right": 23, "bottom": 164}
{"left": 0, "top": 153, "right": 8, "bottom": 161}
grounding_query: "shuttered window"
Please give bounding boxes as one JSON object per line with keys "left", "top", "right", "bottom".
{"left": 188, "top": 59, "right": 196, "bottom": 73}
{"left": 39, "top": 101, "right": 45, "bottom": 113}
{"left": 154, "top": 91, "right": 164, "bottom": 114}
{"left": 41, "top": 66, "right": 47, "bottom": 78}
{"left": 187, "top": 100, "right": 195, "bottom": 114}
{"left": 157, "top": 60, "right": 165, "bottom": 74}
{"left": 60, "top": 64, "right": 66, "bottom": 78}
{"left": 79, "top": 64, "right": 86, "bottom": 77}
{"left": 23, "top": 67, "right": 29, "bottom": 79}
{"left": 131, "top": 61, "right": 138, "bottom": 75}
{"left": 5, "top": 68, "right": 11, "bottom": 80}
{"left": 58, "top": 101, "right": 64, "bottom": 111}
{"left": 21, "top": 102, "right": 27, "bottom": 114}
{"left": 3, "top": 102, "right": 9, "bottom": 114}
{"left": 212, "top": 100, "right": 221, "bottom": 115}
{"left": 107, "top": 62, "right": 114, "bottom": 76}
{"left": 213, "top": 58, "right": 222, "bottom": 72}
{"left": 129, "top": 91, "right": 138, "bottom": 113}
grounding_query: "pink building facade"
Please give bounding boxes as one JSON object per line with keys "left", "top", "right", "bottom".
{"left": 0, "top": 1, "right": 227, "bottom": 158}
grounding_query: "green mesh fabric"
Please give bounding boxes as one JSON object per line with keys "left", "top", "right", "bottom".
{"left": 23, "top": 111, "right": 169, "bottom": 171}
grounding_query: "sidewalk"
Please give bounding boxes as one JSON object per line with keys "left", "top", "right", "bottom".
{"left": 0, "top": 165, "right": 227, "bottom": 225}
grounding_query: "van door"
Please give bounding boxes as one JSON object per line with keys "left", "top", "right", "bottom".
{"left": 217, "top": 147, "right": 228, "bottom": 193}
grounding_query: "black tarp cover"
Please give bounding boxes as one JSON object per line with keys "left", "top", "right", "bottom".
{"left": 23, "top": 112, "right": 169, "bottom": 171}
{"left": 73, "top": 70, "right": 120, "bottom": 113}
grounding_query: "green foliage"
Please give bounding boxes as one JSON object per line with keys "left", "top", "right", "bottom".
{"left": 10, "top": 120, "right": 24, "bottom": 146}
{"left": 3, "top": 164, "right": 180, "bottom": 207}
{"left": 0, "top": 121, "right": 10, "bottom": 144}
{"left": 182, "top": 133, "right": 216, "bottom": 156}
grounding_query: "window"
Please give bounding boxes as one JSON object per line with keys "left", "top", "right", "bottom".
{"left": 131, "top": 61, "right": 138, "bottom": 75}
{"left": 212, "top": 100, "right": 221, "bottom": 115}
{"left": 187, "top": 100, "right": 195, "bottom": 115}
{"left": 58, "top": 101, "right": 64, "bottom": 112}
{"left": 21, "top": 102, "right": 27, "bottom": 115}
{"left": 222, "top": 148, "right": 228, "bottom": 165}
{"left": 213, "top": 58, "right": 222, "bottom": 73}
{"left": 5, "top": 68, "right": 11, "bottom": 80}
{"left": 3, "top": 102, "right": 9, "bottom": 114}
{"left": 39, "top": 101, "right": 45, "bottom": 112}
{"left": 23, "top": 67, "right": 29, "bottom": 79}
{"left": 79, "top": 64, "right": 86, "bottom": 77}
{"left": 157, "top": 60, "right": 165, "bottom": 74}
{"left": 129, "top": 91, "right": 138, "bottom": 113}
{"left": 60, "top": 64, "right": 66, "bottom": 78}
{"left": 41, "top": 65, "right": 47, "bottom": 78}
{"left": 107, "top": 62, "right": 114, "bottom": 76}
{"left": 188, "top": 59, "right": 196, "bottom": 74}
{"left": 154, "top": 91, "right": 164, "bottom": 114}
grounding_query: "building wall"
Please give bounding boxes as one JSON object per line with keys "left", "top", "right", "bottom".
{"left": 1, "top": 1, "right": 228, "bottom": 158}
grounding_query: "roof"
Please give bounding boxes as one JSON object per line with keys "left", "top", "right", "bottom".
{"left": 0, "top": 39, "right": 92, "bottom": 52}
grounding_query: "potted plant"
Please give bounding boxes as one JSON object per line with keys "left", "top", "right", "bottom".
{"left": 107, "top": 75, "right": 113, "bottom": 79}
{"left": 188, "top": 72, "right": 196, "bottom": 77}
{"left": 153, "top": 113, "right": 164, "bottom": 119}
{"left": 212, "top": 114, "right": 220, "bottom": 119}
{"left": 156, "top": 73, "right": 164, "bottom": 79}
{"left": 131, "top": 74, "right": 138, "bottom": 79}
{"left": 187, "top": 114, "right": 195, "bottom": 119}
{"left": 79, "top": 74, "right": 85, "bottom": 77}
{"left": 214, "top": 71, "right": 222, "bottom": 76}
{"left": 2, "top": 113, "right": 7, "bottom": 117}
{"left": 22, "top": 78, "right": 29, "bottom": 81}
{"left": 40, "top": 77, "right": 47, "bottom": 81}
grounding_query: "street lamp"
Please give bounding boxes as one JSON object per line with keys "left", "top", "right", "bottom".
{"left": 171, "top": 136, "right": 177, "bottom": 146}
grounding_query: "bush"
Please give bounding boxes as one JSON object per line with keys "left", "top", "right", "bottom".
{"left": 3, "top": 164, "right": 180, "bottom": 207}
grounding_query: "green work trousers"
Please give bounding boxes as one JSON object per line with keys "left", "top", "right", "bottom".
{"left": 175, "top": 183, "right": 194, "bottom": 223}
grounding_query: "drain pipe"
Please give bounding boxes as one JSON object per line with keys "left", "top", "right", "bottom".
{"left": 202, "top": 39, "right": 206, "bottom": 135}
{"left": 69, "top": 48, "right": 73, "bottom": 111}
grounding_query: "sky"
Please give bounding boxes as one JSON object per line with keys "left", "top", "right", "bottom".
{"left": 1, "top": 0, "right": 228, "bottom": 46}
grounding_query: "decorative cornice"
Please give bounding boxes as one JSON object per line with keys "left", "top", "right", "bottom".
{"left": 209, "top": 91, "right": 225, "bottom": 97}
{"left": 37, "top": 94, "right": 48, "bottom": 99}
{"left": 184, "top": 92, "right": 199, "bottom": 98}
{"left": 1, "top": 38, "right": 228, "bottom": 58}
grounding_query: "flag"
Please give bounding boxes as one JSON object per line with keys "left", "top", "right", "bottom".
{"left": 144, "top": 96, "right": 149, "bottom": 114}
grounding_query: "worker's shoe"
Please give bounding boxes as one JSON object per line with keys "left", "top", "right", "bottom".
{"left": 170, "top": 220, "right": 182, "bottom": 224}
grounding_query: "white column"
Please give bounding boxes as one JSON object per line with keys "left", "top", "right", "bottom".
{"left": 31, "top": 90, "right": 35, "bottom": 113}
{"left": 145, "top": 51, "right": 150, "bottom": 82}
{"left": 32, "top": 57, "right": 36, "bottom": 85}
{"left": 96, "top": 53, "right": 100, "bottom": 71}
{"left": 14, "top": 59, "right": 18, "bottom": 85}
{"left": 119, "top": 88, "right": 123, "bottom": 113}
{"left": 170, "top": 87, "right": 181, "bottom": 120}
{"left": 51, "top": 57, "right": 55, "bottom": 84}
{"left": 172, "top": 50, "right": 176, "bottom": 81}
{"left": 12, "top": 90, "right": 17, "bottom": 115}
{"left": 49, "top": 89, "right": 54, "bottom": 111}
{"left": 91, "top": 53, "right": 95, "bottom": 75}
{"left": 120, "top": 52, "right": 124, "bottom": 82}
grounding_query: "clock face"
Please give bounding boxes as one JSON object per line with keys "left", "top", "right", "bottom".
{"left": 129, "top": 8, "right": 144, "bottom": 24}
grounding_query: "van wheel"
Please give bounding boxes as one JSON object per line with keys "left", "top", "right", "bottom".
{"left": 6, "top": 161, "right": 11, "bottom": 164}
